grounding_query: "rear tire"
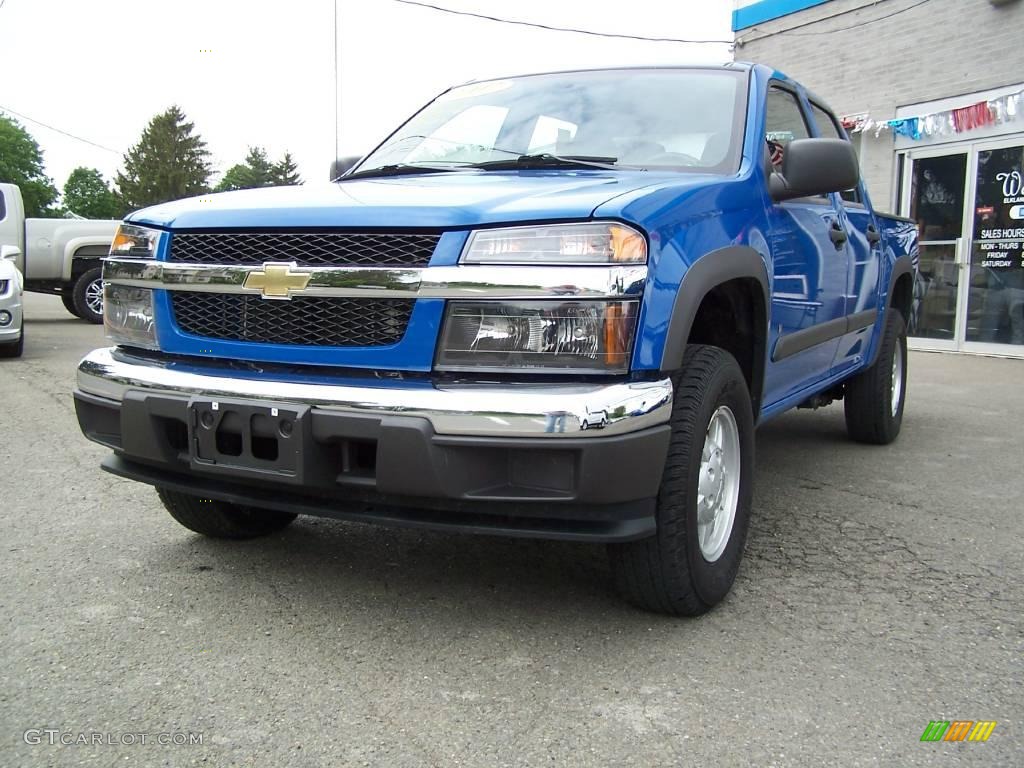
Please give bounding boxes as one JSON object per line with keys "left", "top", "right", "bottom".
{"left": 0, "top": 319, "right": 23, "bottom": 358}
{"left": 61, "top": 292, "right": 83, "bottom": 319}
{"left": 156, "top": 488, "right": 297, "bottom": 539}
{"left": 844, "top": 309, "right": 907, "bottom": 445}
{"left": 608, "top": 345, "right": 754, "bottom": 616}
{"left": 71, "top": 267, "right": 104, "bottom": 324}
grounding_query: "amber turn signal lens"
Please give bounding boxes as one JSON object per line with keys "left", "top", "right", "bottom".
{"left": 609, "top": 224, "right": 647, "bottom": 263}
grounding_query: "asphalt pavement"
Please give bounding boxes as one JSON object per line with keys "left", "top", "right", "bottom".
{"left": 1, "top": 293, "right": 1021, "bottom": 767}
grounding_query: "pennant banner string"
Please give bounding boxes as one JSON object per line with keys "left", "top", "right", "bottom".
{"left": 840, "top": 89, "right": 1024, "bottom": 141}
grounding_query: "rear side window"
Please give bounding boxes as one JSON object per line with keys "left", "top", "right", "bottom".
{"left": 765, "top": 88, "right": 810, "bottom": 172}
{"left": 0, "top": 190, "right": 6, "bottom": 221}
{"left": 809, "top": 102, "right": 862, "bottom": 204}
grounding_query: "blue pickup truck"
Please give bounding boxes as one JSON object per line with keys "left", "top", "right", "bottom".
{"left": 74, "top": 63, "right": 917, "bottom": 615}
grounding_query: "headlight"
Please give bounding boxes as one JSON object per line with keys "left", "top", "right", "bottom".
{"left": 462, "top": 222, "right": 646, "bottom": 264}
{"left": 104, "top": 284, "right": 158, "bottom": 349}
{"left": 436, "top": 300, "right": 638, "bottom": 373}
{"left": 109, "top": 223, "right": 163, "bottom": 258}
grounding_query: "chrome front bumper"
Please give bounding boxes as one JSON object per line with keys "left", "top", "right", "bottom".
{"left": 77, "top": 347, "right": 674, "bottom": 439}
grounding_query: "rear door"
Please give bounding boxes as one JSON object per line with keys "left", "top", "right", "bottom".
{"left": 807, "top": 101, "right": 882, "bottom": 375}
{"left": 761, "top": 86, "right": 851, "bottom": 407}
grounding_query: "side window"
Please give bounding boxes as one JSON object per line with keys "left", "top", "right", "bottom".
{"left": 765, "top": 87, "right": 810, "bottom": 173}
{"left": 809, "top": 102, "right": 862, "bottom": 204}
{"left": 0, "top": 190, "right": 6, "bottom": 222}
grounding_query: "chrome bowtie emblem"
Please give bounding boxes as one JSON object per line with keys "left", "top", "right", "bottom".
{"left": 243, "top": 262, "right": 312, "bottom": 299}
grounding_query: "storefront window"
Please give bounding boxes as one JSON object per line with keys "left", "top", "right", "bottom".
{"left": 910, "top": 155, "right": 966, "bottom": 241}
{"left": 966, "top": 145, "right": 1024, "bottom": 345}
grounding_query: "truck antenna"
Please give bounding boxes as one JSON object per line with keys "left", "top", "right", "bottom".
{"left": 334, "top": 0, "right": 340, "bottom": 164}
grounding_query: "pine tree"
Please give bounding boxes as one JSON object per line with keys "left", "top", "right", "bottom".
{"left": 115, "top": 106, "right": 212, "bottom": 210}
{"left": 214, "top": 146, "right": 276, "bottom": 192}
{"left": 215, "top": 148, "right": 303, "bottom": 192}
{"left": 272, "top": 152, "right": 302, "bottom": 186}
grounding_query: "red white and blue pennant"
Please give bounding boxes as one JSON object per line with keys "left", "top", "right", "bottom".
{"left": 840, "top": 89, "right": 1023, "bottom": 141}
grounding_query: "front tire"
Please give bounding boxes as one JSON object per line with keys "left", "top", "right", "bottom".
{"left": 844, "top": 309, "right": 907, "bottom": 445}
{"left": 61, "top": 292, "right": 83, "bottom": 319}
{"left": 71, "top": 267, "right": 104, "bottom": 324}
{"left": 608, "top": 345, "right": 755, "bottom": 616}
{"left": 156, "top": 488, "right": 297, "bottom": 539}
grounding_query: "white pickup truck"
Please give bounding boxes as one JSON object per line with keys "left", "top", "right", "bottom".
{"left": 0, "top": 183, "right": 119, "bottom": 323}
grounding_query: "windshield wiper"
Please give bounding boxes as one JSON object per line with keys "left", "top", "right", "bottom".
{"left": 338, "top": 163, "right": 466, "bottom": 181}
{"left": 469, "top": 153, "right": 621, "bottom": 171}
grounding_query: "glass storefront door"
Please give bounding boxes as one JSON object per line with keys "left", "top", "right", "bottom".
{"left": 906, "top": 152, "right": 968, "bottom": 346}
{"left": 901, "top": 138, "right": 1024, "bottom": 356}
{"left": 965, "top": 143, "right": 1024, "bottom": 348}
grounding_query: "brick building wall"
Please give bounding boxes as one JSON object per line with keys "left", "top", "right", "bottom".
{"left": 734, "top": 0, "right": 1024, "bottom": 212}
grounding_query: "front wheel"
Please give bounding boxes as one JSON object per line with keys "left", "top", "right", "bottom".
{"left": 71, "top": 267, "right": 104, "bottom": 324}
{"left": 843, "top": 309, "right": 907, "bottom": 445}
{"left": 608, "top": 345, "right": 754, "bottom": 616}
{"left": 61, "top": 292, "right": 83, "bottom": 319}
{"left": 156, "top": 488, "right": 297, "bottom": 539}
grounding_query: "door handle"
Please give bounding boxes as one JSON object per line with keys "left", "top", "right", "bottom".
{"left": 866, "top": 225, "right": 882, "bottom": 245}
{"left": 829, "top": 220, "right": 848, "bottom": 248}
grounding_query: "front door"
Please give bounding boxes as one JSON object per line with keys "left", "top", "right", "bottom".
{"left": 761, "top": 86, "right": 851, "bottom": 406}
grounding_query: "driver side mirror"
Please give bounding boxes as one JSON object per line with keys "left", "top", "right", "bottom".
{"left": 769, "top": 138, "right": 860, "bottom": 202}
{"left": 0, "top": 246, "right": 21, "bottom": 270}
{"left": 330, "top": 156, "right": 363, "bottom": 181}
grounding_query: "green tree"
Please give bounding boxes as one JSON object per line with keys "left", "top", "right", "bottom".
{"left": 115, "top": 106, "right": 212, "bottom": 210}
{"left": 0, "top": 114, "right": 60, "bottom": 217}
{"left": 214, "top": 146, "right": 276, "bottom": 192}
{"left": 271, "top": 152, "right": 302, "bottom": 186}
{"left": 62, "top": 167, "right": 122, "bottom": 219}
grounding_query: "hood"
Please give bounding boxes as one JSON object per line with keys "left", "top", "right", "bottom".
{"left": 127, "top": 170, "right": 697, "bottom": 230}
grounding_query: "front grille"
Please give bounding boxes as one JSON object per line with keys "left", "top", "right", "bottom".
{"left": 0, "top": 280, "right": 8, "bottom": 296}
{"left": 169, "top": 231, "right": 440, "bottom": 267}
{"left": 171, "top": 292, "right": 414, "bottom": 347}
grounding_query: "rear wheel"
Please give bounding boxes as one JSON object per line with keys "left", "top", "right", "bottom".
{"left": 608, "top": 345, "right": 754, "bottom": 616}
{"left": 61, "top": 292, "right": 83, "bottom": 319}
{"left": 844, "top": 309, "right": 907, "bottom": 445}
{"left": 156, "top": 488, "right": 297, "bottom": 539}
{"left": 71, "top": 267, "right": 104, "bottom": 324}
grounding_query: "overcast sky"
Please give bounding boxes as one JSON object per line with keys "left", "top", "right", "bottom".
{"left": 0, "top": 0, "right": 733, "bottom": 195}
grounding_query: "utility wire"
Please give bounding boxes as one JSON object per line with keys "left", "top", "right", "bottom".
{"left": 737, "top": 0, "right": 931, "bottom": 43}
{"left": 387, "top": 0, "right": 733, "bottom": 45}
{"left": 784, "top": 0, "right": 931, "bottom": 35}
{"left": 0, "top": 104, "right": 121, "bottom": 154}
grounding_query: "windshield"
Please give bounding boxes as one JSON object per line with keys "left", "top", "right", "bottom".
{"left": 354, "top": 68, "right": 747, "bottom": 175}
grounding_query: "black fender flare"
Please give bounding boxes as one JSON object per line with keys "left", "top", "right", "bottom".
{"left": 886, "top": 253, "right": 915, "bottom": 310}
{"left": 868, "top": 252, "right": 916, "bottom": 368}
{"left": 660, "top": 245, "right": 771, "bottom": 409}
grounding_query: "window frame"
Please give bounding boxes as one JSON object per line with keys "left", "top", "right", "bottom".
{"left": 764, "top": 82, "right": 826, "bottom": 204}
{"left": 807, "top": 99, "right": 865, "bottom": 207}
